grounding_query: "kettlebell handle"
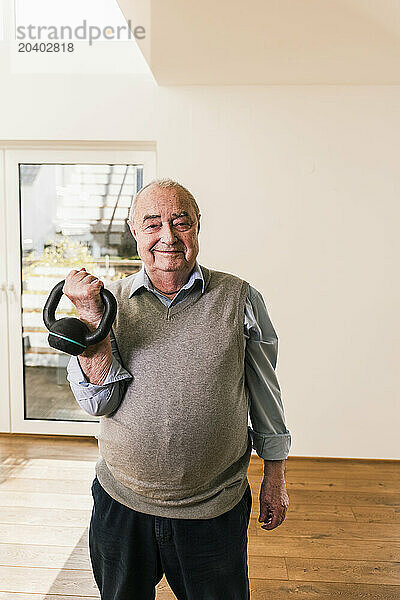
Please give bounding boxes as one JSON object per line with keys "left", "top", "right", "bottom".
{"left": 43, "top": 279, "right": 117, "bottom": 347}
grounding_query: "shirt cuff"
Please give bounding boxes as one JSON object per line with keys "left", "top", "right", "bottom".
{"left": 66, "top": 354, "right": 133, "bottom": 389}
{"left": 248, "top": 427, "right": 291, "bottom": 460}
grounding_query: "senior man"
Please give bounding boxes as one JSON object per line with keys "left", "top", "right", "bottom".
{"left": 66, "top": 178, "right": 291, "bottom": 600}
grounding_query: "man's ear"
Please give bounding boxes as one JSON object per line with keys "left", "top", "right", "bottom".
{"left": 197, "top": 215, "right": 201, "bottom": 234}
{"left": 127, "top": 219, "right": 137, "bottom": 240}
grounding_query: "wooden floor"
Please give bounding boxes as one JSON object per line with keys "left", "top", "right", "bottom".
{"left": 0, "top": 434, "right": 399, "bottom": 599}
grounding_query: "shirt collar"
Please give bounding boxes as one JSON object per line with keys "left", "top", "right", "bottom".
{"left": 129, "top": 260, "right": 205, "bottom": 298}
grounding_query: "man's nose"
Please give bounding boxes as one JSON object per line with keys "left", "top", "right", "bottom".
{"left": 160, "top": 222, "right": 177, "bottom": 245}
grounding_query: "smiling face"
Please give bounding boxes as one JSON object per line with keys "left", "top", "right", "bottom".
{"left": 128, "top": 185, "right": 201, "bottom": 278}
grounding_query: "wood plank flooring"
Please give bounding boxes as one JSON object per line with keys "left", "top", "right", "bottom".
{"left": 0, "top": 433, "right": 398, "bottom": 599}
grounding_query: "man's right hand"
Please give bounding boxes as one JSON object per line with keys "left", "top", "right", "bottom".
{"left": 64, "top": 268, "right": 113, "bottom": 373}
{"left": 63, "top": 267, "right": 105, "bottom": 326}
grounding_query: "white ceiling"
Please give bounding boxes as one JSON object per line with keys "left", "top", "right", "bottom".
{"left": 116, "top": 0, "right": 400, "bottom": 84}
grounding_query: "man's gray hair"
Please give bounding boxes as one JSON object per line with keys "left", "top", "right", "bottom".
{"left": 129, "top": 178, "right": 201, "bottom": 224}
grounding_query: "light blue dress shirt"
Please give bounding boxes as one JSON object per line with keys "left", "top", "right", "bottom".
{"left": 66, "top": 261, "right": 291, "bottom": 460}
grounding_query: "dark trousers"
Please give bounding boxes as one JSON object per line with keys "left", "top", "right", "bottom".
{"left": 89, "top": 476, "right": 252, "bottom": 600}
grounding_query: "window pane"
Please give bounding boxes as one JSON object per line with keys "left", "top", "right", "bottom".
{"left": 20, "top": 162, "right": 142, "bottom": 421}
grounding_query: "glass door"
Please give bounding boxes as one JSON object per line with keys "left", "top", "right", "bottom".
{"left": 4, "top": 146, "right": 156, "bottom": 435}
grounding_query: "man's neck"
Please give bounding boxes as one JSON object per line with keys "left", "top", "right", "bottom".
{"left": 153, "top": 286, "right": 178, "bottom": 299}
{"left": 145, "top": 265, "right": 194, "bottom": 297}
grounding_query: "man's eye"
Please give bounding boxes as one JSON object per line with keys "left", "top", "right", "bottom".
{"left": 174, "top": 221, "right": 191, "bottom": 230}
{"left": 144, "top": 221, "right": 191, "bottom": 231}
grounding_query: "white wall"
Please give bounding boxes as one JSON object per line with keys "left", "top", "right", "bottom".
{"left": 1, "top": 65, "right": 399, "bottom": 459}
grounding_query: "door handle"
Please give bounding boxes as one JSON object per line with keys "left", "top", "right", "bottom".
{"left": 0, "top": 282, "right": 6, "bottom": 303}
{"left": 7, "top": 283, "right": 19, "bottom": 302}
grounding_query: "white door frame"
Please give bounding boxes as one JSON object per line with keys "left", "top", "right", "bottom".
{"left": 0, "top": 150, "right": 11, "bottom": 433}
{"left": 3, "top": 142, "right": 156, "bottom": 436}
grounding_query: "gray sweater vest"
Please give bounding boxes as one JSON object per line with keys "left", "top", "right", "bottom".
{"left": 95, "top": 264, "right": 253, "bottom": 519}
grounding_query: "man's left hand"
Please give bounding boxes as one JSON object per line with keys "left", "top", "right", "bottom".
{"left": 258, "top": 477, "right": 289, "bottom": 531}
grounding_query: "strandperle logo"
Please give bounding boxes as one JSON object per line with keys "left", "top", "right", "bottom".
{"left": 16, "top": 19, "right": 146, "bottom": 46}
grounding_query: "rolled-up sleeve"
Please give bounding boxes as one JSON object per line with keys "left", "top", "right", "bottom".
{"left": 66, "top": 329, "right": 133, "bottom": 416}
{"left": 245, "top": 285, "right": 292, "bottom": 460}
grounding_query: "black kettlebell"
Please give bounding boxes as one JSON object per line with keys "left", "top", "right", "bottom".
{"left": 43, "top": 280, "right": 117, "bottom": 356}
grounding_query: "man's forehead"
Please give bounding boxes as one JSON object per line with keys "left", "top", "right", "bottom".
{"left": 136, "top": 187, "right": 194, "bottom": 216}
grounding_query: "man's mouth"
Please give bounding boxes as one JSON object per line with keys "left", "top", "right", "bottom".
{"left": 153, "top": 250, "right": 183, "bottom": 253}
